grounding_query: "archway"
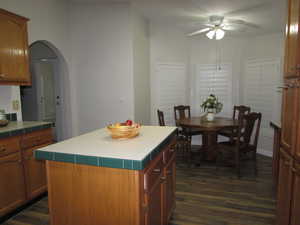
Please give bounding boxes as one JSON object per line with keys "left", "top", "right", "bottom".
{"left": 21, "top": 40, "right": 72, "bottom": 141}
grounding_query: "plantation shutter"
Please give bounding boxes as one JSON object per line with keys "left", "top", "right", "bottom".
{"left": 244, "top": 58, "right": 282, "bottom": 152}
{"left": 155, "top": 63, "right": 187, "bottom": 126}
{"left": 191, "top": 63, "right": 233, "bottom": 117}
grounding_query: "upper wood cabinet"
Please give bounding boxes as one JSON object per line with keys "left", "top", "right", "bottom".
{"left": 284, "top": 0, "right": 300, "bottom": 78}
{"left": 0, "top": 9, "right": 31, "bottom": 85}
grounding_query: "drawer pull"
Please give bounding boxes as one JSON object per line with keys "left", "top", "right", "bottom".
{"left": 160, "top": 176, "right": 166, "bottom": 182}
{"left": 0, "top": 74, "right": 6, "bottom": 78}
{"left": 0, "top": 146, "right": 6, "bottom": 152}
{"left": 0, "top": 160, "right": 22, "bottom": 165}
{"left": 153, "top": 168, "right": 161, "bottom": 174}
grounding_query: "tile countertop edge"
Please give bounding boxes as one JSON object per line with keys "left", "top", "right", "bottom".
{"left": 0, "top": 122, "right": 54, "bottom": 139}
{"left": 35, "top": 129, "right": 177, "bottom": 170}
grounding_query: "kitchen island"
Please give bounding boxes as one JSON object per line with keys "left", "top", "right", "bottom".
{"left": 35, "top": 126, "right": 177, "bottom": 225}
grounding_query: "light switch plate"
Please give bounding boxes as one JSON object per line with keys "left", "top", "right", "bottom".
{"left": 12, "top": 100, "right": 19, "bottom": 111}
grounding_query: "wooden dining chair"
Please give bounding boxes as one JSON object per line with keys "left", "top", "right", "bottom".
{"left": 218, "top": 105, "right": 251, "bottom": 142}
{"left": 157, "top": 109, "right": 190, "bottom": 162}
{"left": 174, "top": 105, "right": 202, "bottom": 136}
{"left": 216, "top": 112, "right": 262, "bottom": 178}
{"left": 157, "top": 110, "right": 165, "bottom": 126}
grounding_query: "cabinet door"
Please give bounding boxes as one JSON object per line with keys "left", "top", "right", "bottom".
{"left": 276, "top": 149, "right": 293, "bottom": 225}
{"left": 0, "top": 152, "right": 26, "bottom": 216}
{"left": 281, "top": 79, "right": 299, "bottom": 155}
{"left": 290, "top": 161, "right": 300, "bottom": 225}
{"left": 0, "top": 9, "right": 30, "bottom": 84}
{"left": 284, "top": 0, "right": 300, "bottom": 78}
{"left": 164, "top": 156, "right": 176, "bottom": 224}
{"left": 145, "top": 180, "right": 164, "bottom": 225}
{"left": 23, "top": 148, "right": 47, "bottom": 200}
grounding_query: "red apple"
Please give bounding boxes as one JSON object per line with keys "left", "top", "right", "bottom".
{"left": 125, "top": 120, "right": 133, "bottom": 126}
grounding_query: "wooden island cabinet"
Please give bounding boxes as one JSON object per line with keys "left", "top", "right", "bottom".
{"left": 36, "top": 126, "right": 177, "bottom": 225}
{"left": 0, "top": 123, "right": 53, "bottom": 217}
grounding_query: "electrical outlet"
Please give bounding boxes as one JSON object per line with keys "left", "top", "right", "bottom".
{"left": 12, "top": 100, "right": 19, "bottom": 111}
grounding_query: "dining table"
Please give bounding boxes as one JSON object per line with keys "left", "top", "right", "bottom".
{"left": 177, "top": 116, "right": 239, "bottom": 161}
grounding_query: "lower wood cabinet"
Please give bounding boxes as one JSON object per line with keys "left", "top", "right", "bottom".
{"left": 0, "top": 128, "right": 53, "bottom": 217}
{"left": 290, "top": 161, "right": 300, "bottom": 225}
{"left": 143, "top": 141, "right": 176, "bottom": 225}
{"left": 277, "top": 149, "right": 300, "bottom": 225}
{"left": 0, "top": 152, "right": 26, "bottom": 216}
{"left": 23, "top": 147, "right": 47, "bottom": 200}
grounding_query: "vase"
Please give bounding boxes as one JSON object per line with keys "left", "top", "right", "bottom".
{"left": 206, "top": 110, "right": 215, "bottom": 122}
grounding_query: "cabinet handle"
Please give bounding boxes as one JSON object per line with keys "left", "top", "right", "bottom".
{"left": 153, "top": 168, "right": 161, "bottom": 174}
{"left": 0, "top": 74, "right": 6, "bottom": 78}
{"left": 0, "top": 146, "right": 6, "bottom": 152}
{"left": 160, "top": 176, "right": 166, "bottom": 182}
{"left": 0, "top": 160, "right": 22, "bottom": 165}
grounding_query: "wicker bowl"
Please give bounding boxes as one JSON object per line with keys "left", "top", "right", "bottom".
{"left": 0, "top": 119, "right": 9, "bottom": 127}
{"left": 107, "top": 123, "right": 141, "bottom": 139}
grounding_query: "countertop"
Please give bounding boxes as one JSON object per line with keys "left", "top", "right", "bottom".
{"left": 270, "top": 120, "right": 281, "bottom": 129}
{"left": 35, "top": 126, "right": 177, "bottom": 170}
{"left": 0, "top": 121, "right": 53, "bottom": 138}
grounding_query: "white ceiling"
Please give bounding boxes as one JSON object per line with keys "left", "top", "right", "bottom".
{"left": 72, "top": 0, "right": 287, "bottom": 36}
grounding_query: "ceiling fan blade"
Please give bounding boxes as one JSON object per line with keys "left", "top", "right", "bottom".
{"left": 187, "top": 27, "right": 211, "bottom": 36}
{"left": 225, "top": 2, "right": 271, "bottom": 17}
{"left": 225, "top": 19, "right": 260, "bottom": 29}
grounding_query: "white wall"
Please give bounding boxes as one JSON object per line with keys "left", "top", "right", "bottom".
{"left": 0, "top": 0, "right": 74, "bottom": 138}
{"left": 70, "top": 3, "right": 134, "bottom": 134}
{"left": 149, "top": 23, "right": 189, "bottom": 124}
{"left": 132, "top": 12, "right": 151, "bottom": 125}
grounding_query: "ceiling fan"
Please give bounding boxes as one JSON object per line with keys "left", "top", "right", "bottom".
{"left": 187, "top": 15, "right": 258, "bottom": 40}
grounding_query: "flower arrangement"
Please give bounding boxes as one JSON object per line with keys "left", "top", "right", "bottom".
{"left": 201, "top": 94, "right": 223, "bottom": 113}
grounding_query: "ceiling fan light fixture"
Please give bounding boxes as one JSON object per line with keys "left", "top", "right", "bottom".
{"left": 206, "top": 30, "right": 216, "bottom": 39}
{"left": 215, "top": 28, "right": 225, "bottom": 40}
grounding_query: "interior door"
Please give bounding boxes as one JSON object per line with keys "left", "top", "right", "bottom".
{"left": 34, "top": 60, "right": 62, "bottom": 141}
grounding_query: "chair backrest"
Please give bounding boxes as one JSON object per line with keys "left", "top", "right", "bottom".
{"left": 174, "top": 105, "right": 191, "bottom": 121}
{"left": 237, "top": 112, "right": 262, "bottom": 148}
{"left": 233, "top": 105, "right": 251, "bottom": 121}
{"left": 157, "top": 110, "right": 165, "bottom": 126}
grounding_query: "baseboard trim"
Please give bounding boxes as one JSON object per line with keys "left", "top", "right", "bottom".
{"left": 257, "top": 148, "right": 273, "bottom": 158}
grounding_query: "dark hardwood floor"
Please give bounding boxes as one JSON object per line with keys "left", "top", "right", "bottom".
{"left": 1, "top": 154, "right": 276, "bottom": 225}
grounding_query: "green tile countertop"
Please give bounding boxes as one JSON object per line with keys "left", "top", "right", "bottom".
{"left": 35, "top": 126, "right": 177, "bottom": 170}
{"left": 0, "top": 121, "right": 54, "bottom": 139}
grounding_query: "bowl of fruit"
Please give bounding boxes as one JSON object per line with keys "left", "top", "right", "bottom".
{"left": 107, "top": 120, "right": 141, "bottom": 139}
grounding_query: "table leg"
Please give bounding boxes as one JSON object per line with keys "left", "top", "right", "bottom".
{"left": 202, "top": 131, "right": 218, "bottom": 161}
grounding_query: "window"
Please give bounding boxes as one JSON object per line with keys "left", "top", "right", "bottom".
{"left": 191, "top": 63, "right": 233, "bottom": 117}
{"left": 244, "top": 58, "right": 282, "bottom": 153}
{"left": 155, "top": 63, "right": 187, "bottom": 126}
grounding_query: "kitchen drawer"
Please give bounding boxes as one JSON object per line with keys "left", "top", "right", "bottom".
{"left": 144, "top": 153, "right": 164, "bottom": 192}
{"left": 163, "top": 138, "right": 176, "bottom": 164}
{"left": 0, "top": 136, "right": 21, "bottom": 157}
{"left": 21, "top": 129, "right": 53, "bottom": 150}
